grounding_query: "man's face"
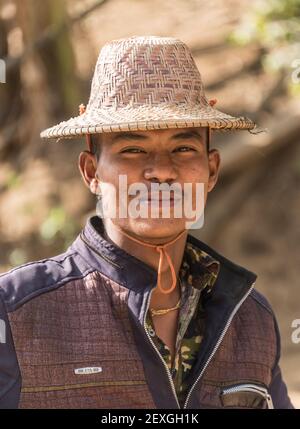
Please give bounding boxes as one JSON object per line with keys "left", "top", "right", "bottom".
{"left": 79, "top": 127, "right": 220, "bottom": 239}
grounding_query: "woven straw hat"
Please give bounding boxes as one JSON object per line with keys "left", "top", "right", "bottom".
{"left": 40, "top": 35, "right": 256, "bottom": 140}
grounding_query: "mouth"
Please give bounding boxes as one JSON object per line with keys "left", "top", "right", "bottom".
{"left": 139, "top": 196, "right": 182, "bottom": 206}
{"left": 147, "top": 197, "right": 175, "bottom": 201}
{"left": 139, "top": 193, "right": 183, "bottom": 202}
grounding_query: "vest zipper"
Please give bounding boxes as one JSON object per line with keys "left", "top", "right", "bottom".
{"left": 221, "top": 383, "right": 274, "bottom": 409}
{"left": 80, "top": 231, "right": 258, "bottom": 409}
{"left": 143, "top": 287, "right": 180, "bottom": 409}
{"left": 183, "top": 281, "right": 256, "bottom": 409}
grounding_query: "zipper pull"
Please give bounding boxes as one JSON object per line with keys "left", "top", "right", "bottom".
{"left": 265, "top": 393, "right": 274, "bottom": 409}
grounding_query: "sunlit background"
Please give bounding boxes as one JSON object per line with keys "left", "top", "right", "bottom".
{"left": 0, "top": 0, "right": 300, "bottom": 407}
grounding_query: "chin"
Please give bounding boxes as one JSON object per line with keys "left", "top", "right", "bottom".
{"left": 126, "top": 217, "right": 188, "bottom": 239}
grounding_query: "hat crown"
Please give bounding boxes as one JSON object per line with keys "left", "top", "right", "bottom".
{"left": 87, "top": 36, "right": 209, "bottom": 111}
{"left": 40, "top": 35, "right": 255, "bottom": 139}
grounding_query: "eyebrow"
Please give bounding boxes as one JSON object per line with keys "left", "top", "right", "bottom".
{"left": 110, "top": 130, "right": 204, "bottom": 144}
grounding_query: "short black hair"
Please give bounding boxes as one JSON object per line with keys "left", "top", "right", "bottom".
{"left": 206, "top": 127, "right": 210, "bottom": 152}
{"left": 90, "top": 135, "right": 101, "bottom": 160}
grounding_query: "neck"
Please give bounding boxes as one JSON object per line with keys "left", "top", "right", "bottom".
{"left": 103, "top": 219, "right": 188, "bottom": 308}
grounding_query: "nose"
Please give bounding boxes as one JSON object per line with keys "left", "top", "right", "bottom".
{"left": 144, "top": 152, "right": 178, "bottom": 184}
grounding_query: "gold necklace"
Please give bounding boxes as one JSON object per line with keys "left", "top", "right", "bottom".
{"left": 149, "top": 297, "right": 181, "bottom": 316}
{"left": 149, "top": 278, "right": 182, "bottom": 316}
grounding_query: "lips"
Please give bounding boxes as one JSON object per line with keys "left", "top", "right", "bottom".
{"left": 140, "top": 196, "right": 180, "bottom": 202}
{"left": 147, "top": 197, "right": 176, "bottom": 201}
{"left": 139, "top": 197, "right": 182, "bottom": 207}
{"left": 140, "top": 194, "right": 182, "bottom": 202}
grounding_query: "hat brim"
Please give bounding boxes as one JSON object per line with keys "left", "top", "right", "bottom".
{"left": 40, "top": 105, "right": 256, "bottom": 139}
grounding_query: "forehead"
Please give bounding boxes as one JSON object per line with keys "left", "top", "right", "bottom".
{"left": 97, "top": 127, "right": 207, "bottom": 143}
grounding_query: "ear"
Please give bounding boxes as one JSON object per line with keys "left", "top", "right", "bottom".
{"left": 207, "top": 149, "right": 221, "bottom": 192}
{"left": 78, "top": 151, "right": 99, "bottom": 195}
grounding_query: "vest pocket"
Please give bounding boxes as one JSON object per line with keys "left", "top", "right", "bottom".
{"left": 220, "top": 383, "right": 274, "bottom": 409}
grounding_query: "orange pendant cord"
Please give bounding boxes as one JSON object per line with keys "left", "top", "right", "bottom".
{"left": 79, "top": 103, "right": 93, "bottom": 152}
{"left": 114, "top": 225, "right": 187, "bottom": 295}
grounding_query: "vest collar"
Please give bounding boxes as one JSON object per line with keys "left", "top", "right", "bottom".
{"left": 71, "top": 215, "right": 257, "bottom": 298}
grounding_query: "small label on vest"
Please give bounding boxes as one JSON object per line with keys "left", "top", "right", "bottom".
{"left": 74, "top": 367, "right": 102, "bottom": 375}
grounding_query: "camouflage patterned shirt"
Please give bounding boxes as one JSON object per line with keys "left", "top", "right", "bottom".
{"left": 145, "top": 241, "right": 220, "bottom": 408}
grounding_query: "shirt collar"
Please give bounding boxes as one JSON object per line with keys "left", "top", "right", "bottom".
{"left": 179, "top": 242, "right": 220, "bottom": 294}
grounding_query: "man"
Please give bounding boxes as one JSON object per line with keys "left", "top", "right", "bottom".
{"left": 0, "top": 36, "right": 293, "bottom": 409}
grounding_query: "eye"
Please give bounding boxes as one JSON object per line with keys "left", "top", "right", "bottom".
{"left": 120, "top": 147, "right": 146, "bottom": 154}
{"left": 173, "top": 146, "right": 196, "bottom": 153}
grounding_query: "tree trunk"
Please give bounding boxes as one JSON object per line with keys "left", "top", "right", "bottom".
{"left": 16, "top": 0, "right": 80, "bottom": 119}
{"left": 0, "top": 14, "right": 22, "bottom": 157}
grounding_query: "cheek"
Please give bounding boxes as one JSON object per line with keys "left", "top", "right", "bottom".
{"left": 96, "top": 157, "right": 119, "bottom": 201}
{"left": 96, "top": 157, "right": 141, "bottom": 197}
{"left": 97, "top": 154, "right": 126, "bottom": 182}
{"left": 180, "top": 161, "right": 210, "bottom": 186}
{"left": 179, "top": 163, "right": 210, "bottom": 205}
{"left": 100, "top": 151, "right": 140, "bottom": 171}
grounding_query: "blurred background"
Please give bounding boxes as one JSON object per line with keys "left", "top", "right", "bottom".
{"left": 0, "top": 0, "right": 299, "bottom": 407}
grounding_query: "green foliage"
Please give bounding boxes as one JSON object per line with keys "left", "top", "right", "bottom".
{"left": 9, "top": 248, "right": 27, "bottom": 267}
{"left": 5, "top": 171, "right": 21, "bottom": 190}
{"left": 230, "top": 0, "right": 300, "bottom": 95}
{"left": 259, "top": 0, "right": 300, "bottom": 21}
{"left": 230, "top": 0, "right": 300, "bottom": 46}
{"left": 39, "top": 206, "right": 78, "bottom": 246}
